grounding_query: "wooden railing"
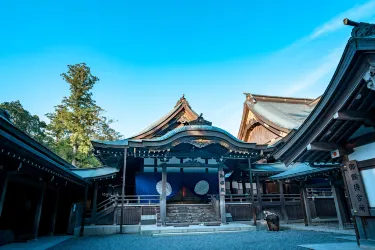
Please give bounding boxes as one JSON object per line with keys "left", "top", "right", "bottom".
{"left": 307, "top": 188, "right": 333, "bottom": 199}
{"left": 261, "top": 194, "right": 300, "bottom": 203}
{"left": 88, "top": 194, "right": 160, "bottom": 218}
{"left": 111, "top": 194, "right": 161, "bottom": 206}
{"left": 226, "top": 194, "right": 252, "bottom": 203}
{"left": 207, "top": 193, "right": 301, "bottom": 204}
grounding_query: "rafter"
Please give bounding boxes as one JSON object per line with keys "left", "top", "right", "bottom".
{"left": 333, "top": 110, "right": 375, "bottom": 126}
{"left": 306, "top": 142, "right": 346, "bottom": 152}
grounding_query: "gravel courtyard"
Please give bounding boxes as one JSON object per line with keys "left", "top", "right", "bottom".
{"left": 49, "top": 230, "right": 351, "bottom": 250}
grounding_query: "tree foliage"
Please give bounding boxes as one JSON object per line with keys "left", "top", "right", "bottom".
{"left": 0, "top": 101, "right": 54, "bottom": 147}
{"left": 47, "top": 63, "right": 122, "bottom": 167}
{"left": 1, "top": 63, "right": 122, "bottom": 168}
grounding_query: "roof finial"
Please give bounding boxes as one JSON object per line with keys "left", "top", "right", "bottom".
{"left": 189, "top": 113, "right": 212, "bottom": 126}
{"left": 244, "top": 93, "right": 256, "bottom": 104}
{"left": 175, "top": 94, "right": 189, "bottom": 107}
{"left": 344, "top": 18, "right": 375, "bottom": 38}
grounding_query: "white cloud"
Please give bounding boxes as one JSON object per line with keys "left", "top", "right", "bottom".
{"left": 282, "top": 47, "right": 343, "bottom": 96}
{"left": 308, "top": 0, "right": 375, "bottom": 40}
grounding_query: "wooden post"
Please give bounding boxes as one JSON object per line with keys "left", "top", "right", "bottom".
{"left": 0, "top": 172, "right": 10, "bottom": 217}
{"left": 279, "top": 181, "right": 288, "bottom": 222}
{"left": 161, "top": 165, "right": 167, "bottom": 226}
{"left": 80, "top": 185, "right": 88, "bottom": 237}
{"left": 50, "top": 188, "right": 60, "bottom": 235}
{"left": 91, "top": 181, "right": 99, "bottom": 225}
{"left": 331, "top": 182, "right": 345, "bottom": 230}
{"left": 256, "top": 175, "right": 262, "bottom": 219}
{"left": 248, "top": 158, "right": 256, "bottom": 225}
{"left": 120, "top": 148, "right": 127, "bottom": 233}
{"left": 301, "top": 184, "right": 312, "bottom": 226}
{"left": 242, "top": 174, "right": 247, "bottom": 194}
{"left": 218, "top": 165, "right": 226, "bottom": 224}
{"left": 33, "top": 182, "right": 46, "bottom": 240}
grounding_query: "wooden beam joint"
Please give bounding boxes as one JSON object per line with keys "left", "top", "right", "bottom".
{"left": 334, "top": 110, "right": 375, "bottom": 126}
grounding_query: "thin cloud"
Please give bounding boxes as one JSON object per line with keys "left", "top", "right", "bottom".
{"left": 308, "top": 0, "right": 375, "bottom": 40}
{"left": 282, "top": 47, "right": 343, "bottom": 96}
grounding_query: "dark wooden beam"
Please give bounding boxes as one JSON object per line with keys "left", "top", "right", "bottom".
{"left": 0, "top": 171, "right": 10, "bottom": 217}
{"left": 248, "top": 158, "right": 256, "bottom": 226}
{"left": 278, "top": 181, "right": 288, "bottom": 222}
{"left": 120, "top": 148, "right": 127, "bottom": 233}
{"left": 33, "top": 182, "right": 46, "bottom": 240}
{"left": 90, "top": 181, "right": 98, "bottom": 225}
{"left": 306, "top": 142, "right": 346, "bottom": 152}
{"left": 334, "top": 110, "right": 375, "bottom": 126}
{"left": 50, "top": 188, "right": 60, "bottom": 235}
{"left": 80, "top": 185, "right": 88, "bottom": 237}
{"left": 255, "top": 176, "right": 262, "bottom": 219}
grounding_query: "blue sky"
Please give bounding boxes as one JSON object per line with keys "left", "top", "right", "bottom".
{"left": 1, "top": 0, "right": 375, "bottom": 137}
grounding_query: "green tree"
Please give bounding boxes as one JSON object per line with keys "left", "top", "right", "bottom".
{"left": 0, "top": 101, "right": 53, "bottom": 147}
{"left": 47, "top": 63, "right": 122, "bottom": 167}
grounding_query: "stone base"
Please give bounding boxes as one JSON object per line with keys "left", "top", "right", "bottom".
{"left": 74, "top": 225, "right": 140, "bottom": 237}
{"left": 141, "top": 222, "right": 256, "bottom": 236}
{"left": 226, "top": 213, "right": 233, "bottom": 222}
{"left": 141, "top": 215, "right": 156, "bottom": 225}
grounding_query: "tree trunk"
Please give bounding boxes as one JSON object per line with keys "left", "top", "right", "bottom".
{"left": 72, "top": 144, "right": 77, "bottom": 166}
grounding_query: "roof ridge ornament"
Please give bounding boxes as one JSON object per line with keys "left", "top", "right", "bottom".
{"left": 344, "top": 18, "right": 375, "bottom": 38}
{"left": 189, "top": 113, "right": 212, "bottom": 126}
{"left": 175, "top": 94, "right": 190, "bottom": 107}
{"left": 244, "top": 93, "right": 257, "bottom": 104}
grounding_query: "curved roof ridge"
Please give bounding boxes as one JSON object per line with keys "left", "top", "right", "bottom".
{"left": 128, "top": 95, "right": 199, "bottom": 139}
{"left": 143, "top": 124, "right": 248, "bottom": 143}
{"left": 244, "top": 93, "right": 314, "bottom": 104}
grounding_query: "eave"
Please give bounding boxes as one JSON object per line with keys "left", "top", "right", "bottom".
{"left": 273, "top": 36, "right": 375, "bottom": 165}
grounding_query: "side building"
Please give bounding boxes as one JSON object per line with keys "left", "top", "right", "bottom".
{"left": 238, "top": 93, "right": 319, "bottom": 145}
{"left": 272, "top": 19, "right": 375, "bottom": 247}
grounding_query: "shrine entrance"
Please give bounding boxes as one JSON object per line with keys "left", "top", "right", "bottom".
{"left": 92, "top": 114, "right": 269, "bottom": 227}
{"left": 168, "top": 186, "right": 207, "bottom": 204}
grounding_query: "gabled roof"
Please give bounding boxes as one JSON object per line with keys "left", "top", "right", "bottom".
{"left": 128, "top": 95, "right": 199, "bottom": 139}
{"left": 246, "top": 94, "right": 318, "bottom": 130}
{"left": 238, "top": 94, "right": 320, "bottom": 143}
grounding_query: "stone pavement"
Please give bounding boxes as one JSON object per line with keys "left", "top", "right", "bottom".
{"left": 282, "top": 222, "right": 356, "bottom": 235}
{"left": 0, "top": 236, "right": 72, "bottom": 250}
{"left": 49, "top": 230, "right": 352, "bottom": 250}
{"left": 299, "top": 242, "right": 359, "bottom": 250}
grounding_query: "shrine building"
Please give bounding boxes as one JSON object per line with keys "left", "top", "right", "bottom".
{"left": 0, "top": 18, "right": 375, "bottom": 249}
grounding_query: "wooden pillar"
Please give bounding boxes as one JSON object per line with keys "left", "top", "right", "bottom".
{"left": 80, "top": 185, "right": 88, "bottom": 237}
{"left": 161, "top": 165, "right": 167, "bottom": 226}
{"left": 255, "top": 175, "right": 262, "bottom": 219}
{"left": 49, "top": 188, "right": 60, "bottom": 235}
{"left": 242, "top": 174, "right": 247, "bottom": 194}
{"left": 33, "top": 182, "right": 46, "bottom": 240}
{"left": 218, "top": 165, "right": 226, "bottom": 224}
{"left": 91, "top": 181, "right": 99, "bottom": 225}
{"left": 120, "top": 148, "right": 127, "bottom": 233}
{"left": 279, "top": 181, "right": 288, "bottom": 222}
{"left": 331, "top": 182, "right": 345, "bottom": 230}
{"left": 0, "top": 172, "right": 10, "bottom": 217}
{"left": 301, "top": 184, "right": 312, "bottom": 226}
{"left": 248, "top": 158, "right": 256, "bottom": 225}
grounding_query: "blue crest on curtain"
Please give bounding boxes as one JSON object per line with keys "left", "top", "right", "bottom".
{"left": 135, "top": 173, "right": 218, "bottom": 202}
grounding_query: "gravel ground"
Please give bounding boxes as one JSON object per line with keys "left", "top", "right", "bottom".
{"left": 49, "top": 230, "right": 350, "bottom": 250}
